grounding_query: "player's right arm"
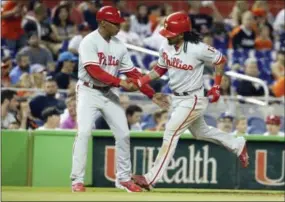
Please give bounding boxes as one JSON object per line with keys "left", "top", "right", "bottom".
{"left": 136, "top": 47, "right": 168, "bottom": 87}
{"left": 79, "top": 39, "right": 135, "bottom": 90}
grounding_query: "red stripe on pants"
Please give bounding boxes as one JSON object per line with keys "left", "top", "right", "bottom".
{"left": 149, "top": 95, "right": 198, "bottom": 185}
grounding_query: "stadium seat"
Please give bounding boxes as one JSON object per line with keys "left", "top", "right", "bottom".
{"left": 204, "top": 114, "right": 217, "bottom": 127}
{"left": 247, "top": 117, "right": 266, "bottom": 133}
{"left": 248, "top": 126, "right": 266, "bottom": 135}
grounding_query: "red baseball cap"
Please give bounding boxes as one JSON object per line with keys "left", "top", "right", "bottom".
{"left": 266, "top": 115, "right": 281, "bottom": 125}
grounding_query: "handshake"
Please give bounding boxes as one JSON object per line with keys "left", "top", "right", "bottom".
{"left": 119, "top": 78, "right": 141, "bottom": 92}
{"left": 119, "top": 78, "right": 170, "bottom": 110}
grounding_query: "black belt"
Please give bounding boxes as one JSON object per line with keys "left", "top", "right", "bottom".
{"left": 83, "top": 81, "right": 110, "bottom": 91}
{"left": 173, "top": 86, "right": 203, "bottom": 96}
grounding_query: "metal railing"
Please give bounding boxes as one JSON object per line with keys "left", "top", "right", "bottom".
{"left": 225, "top": 71, "right": 270, "bottom": 106}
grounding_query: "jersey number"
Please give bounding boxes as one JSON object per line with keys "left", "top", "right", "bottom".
{"left": 207, "top": 46, "right": 215, "bottom": 53}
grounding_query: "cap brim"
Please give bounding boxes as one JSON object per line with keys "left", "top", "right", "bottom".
{"left": 159, "top": 28, "right": 177, "bottom": 38}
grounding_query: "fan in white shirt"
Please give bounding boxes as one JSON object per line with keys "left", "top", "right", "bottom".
{"left": 116, "top": 15, "right": 145, "bottom": 68}
{"left": 232, "top": 116, "right": 249, "bottom": 136}
{"left": 263, "top": 115, "right": 285, "bottom": 137}
{"left": 68, "top": 23, "right": 91, "bottom": 55}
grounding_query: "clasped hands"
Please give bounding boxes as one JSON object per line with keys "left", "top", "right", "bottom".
{"left": 119, "top": 78, "right": 170, "bottom": 110}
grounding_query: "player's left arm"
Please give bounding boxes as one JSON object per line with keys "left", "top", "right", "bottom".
{"left": 200, "top": 44, "right": 227, "bottom": 103}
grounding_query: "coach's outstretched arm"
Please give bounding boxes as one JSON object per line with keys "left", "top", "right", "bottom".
{"left": 85, "top": 64, "right": 138, "bottom": 91}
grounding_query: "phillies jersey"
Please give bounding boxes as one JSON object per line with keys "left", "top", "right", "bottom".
{"left": 78, "top": 30, "right": 134, "bottom": 87}
{"left": 157, "top": 41, "right": 223, "bottom": 93}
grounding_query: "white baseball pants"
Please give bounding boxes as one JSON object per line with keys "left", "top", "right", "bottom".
{"left": 71, "top": 81, "right": 132, "bottom": 185}
{"left": 144, "top": 89, "right": 246, "bottom": 186}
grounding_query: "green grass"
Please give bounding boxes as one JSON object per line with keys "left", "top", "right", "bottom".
{"left": 2, "top": 187, "right": 284, "bottom": 201}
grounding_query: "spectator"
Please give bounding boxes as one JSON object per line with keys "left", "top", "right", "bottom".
{"left": 126, "top": 105, "right": 143, "bottom": 131}
{"left": 252, "top": 8, "right": 273, "bottom": 40}
{"left": 113, "top": 0, "right": 129, "bottom": 17}
{"left": 161, "top": 3, "right": 173, "bottom": 16}
{"left": 68, "top": 23, "right": 91, "bottom": 55}
{"left": 55, "top": 51, "right": 77, "bottom": 89}
{"left": 1, "top": 56, "right": 13, "bottom": 87}
{"left": 217, "top": 112, "right": 234, "bottom": 133}
{"left": 142, "top": 16, "right": 166, "bottom": 50}
{"left": 271, "top": 77, "right": 285, "bottom": 97}
{"left": 37, "top": 106, "right": 61, "bottom": 130}
{"left": 220, "top": 75, "right": 232, "bottom": 96}
{"left": 60, "top": 96, "right": 77, "bottom": 129}
{"left": 30, "top": 64, "right": 46, "bottom": 89}
{"left": 117, "top": 14, "right": 145, "bottom": 68}
{"left": 188, "top": 0, "right": 223, "bottom": 34}
{"left": 255, "top": 24, "right": 273, "bottom": 51}
{"left": 148, "top": 110, "right": 168, "bottom": 131}
{"left": 229, "top": 11, "right": 256, "bottom": 49}
{"left": 15, "top": 73, "right": 34, "bottom": 98}
{"left": 212, "top": 22, "right": 229, "bottom": 50}
{"left": 9, "top": 54, "right": 31, "bottom": 85}
{"left": 264, "top": 115, "right": 285, "bottom": 136}
{"left": 23, "top": 2, "right": 49, "bottom": 40}
{"left": 16, "top": 101, "right": 31, "bottom": 130}
{"left": 148, "top": 5, "right": 162, "bottom": 32}
{"left": 236, "top": 58, "right": 265, "bottom": 96}
{"left": 232, "top": 116, "right": 248, "bottom": 136}
{"left": 117, "top": 15, "right": 143, "bottom": 46}
{"left": 130, "top": 4, "right": 152, "bottom": 39}
{"left": 51, "top": 5, "right": 76, "bottom": 44}
{"left": 271, "top": 51, "right": 285, "bottom": 80}
{"left": 252, "top": 0, "right": 274, "bottom": 25}
{"left": 29, "top": 77, "right": 65, "bottom": 120}
{"left": 228, "top": 0, "right": 249, "bottom": 27}
{"left": 1, "top": 90, "right": 19, "bottom": 129}
{"left": 16, "top": 32, "right": 54, "bottom": 68}
{"left": 273, "top": 9, "right": 285, "bottom": 34}
{"left": 60, "top": 1, "right": 84, "bottom": 25}
{"left": 1, "top": 1, "right": 28, "bottom": 52}
{"left": 82, "top": 0, "right": 102, "bottom": 31}
{"left": 119, "top": 94, "right": 130, "bottom": 110}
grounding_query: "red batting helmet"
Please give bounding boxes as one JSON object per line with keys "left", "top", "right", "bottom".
{"left": 266, "top": 115, "right": 281, "bottom": 125}
{"left": 159, "top": 11, "right": 192, "bottom": 38}
{"left": 96, "top": 6, "right": 125, "bottom": 24}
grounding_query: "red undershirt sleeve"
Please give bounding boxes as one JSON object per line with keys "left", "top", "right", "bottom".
{"left": 85, "top": 64, "right": 121, "bottom": 87}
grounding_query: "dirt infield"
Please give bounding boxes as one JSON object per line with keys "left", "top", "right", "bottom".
{"left": 2, "top": 187, "right": 284, "bottom": 201}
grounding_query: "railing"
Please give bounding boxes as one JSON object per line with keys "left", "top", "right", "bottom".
{"left": 225, "top": 71, "right": 270, "bottom": 106}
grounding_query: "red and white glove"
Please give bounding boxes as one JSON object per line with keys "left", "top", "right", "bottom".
{"left": 207, "top": 85, "right": 221, "bottom": 103}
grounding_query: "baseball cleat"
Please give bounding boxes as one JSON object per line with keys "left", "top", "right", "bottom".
{"left": 132, "top": 175, "right": 152, "bottom": 191}
{"left": 72, "top": 183, "right": 86, "bottom": 192}
{"left": 239, "top": 144, "right": 249, "bottom": 168}
{"left": 118, "top": 180, "right": 143, "bottom": 192}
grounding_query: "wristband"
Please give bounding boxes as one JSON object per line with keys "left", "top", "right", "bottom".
{"left": 138, "top": 75, "right": 151, "bottom": 87}
{"left": 215, "top": 75, "right": 222, "bottom": 86}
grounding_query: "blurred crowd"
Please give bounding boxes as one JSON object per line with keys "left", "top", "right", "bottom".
{"left": 1, "top": 0, "right": 284, "bottom": 136}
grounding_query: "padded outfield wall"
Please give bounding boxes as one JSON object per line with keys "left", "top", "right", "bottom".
{"left": 1, "top": 130, "right": 284, "bottom": 190}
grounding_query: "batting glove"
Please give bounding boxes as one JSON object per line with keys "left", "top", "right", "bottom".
{"left": 207, "top": 85, "right": 221, "bottom": 103}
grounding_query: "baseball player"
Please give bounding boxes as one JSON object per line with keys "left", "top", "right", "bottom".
{"left": 131, "top": 12, "right": 249, "bottom": 190}
{"left": 71, "top": 6, "right": 169, "bottom": 193}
